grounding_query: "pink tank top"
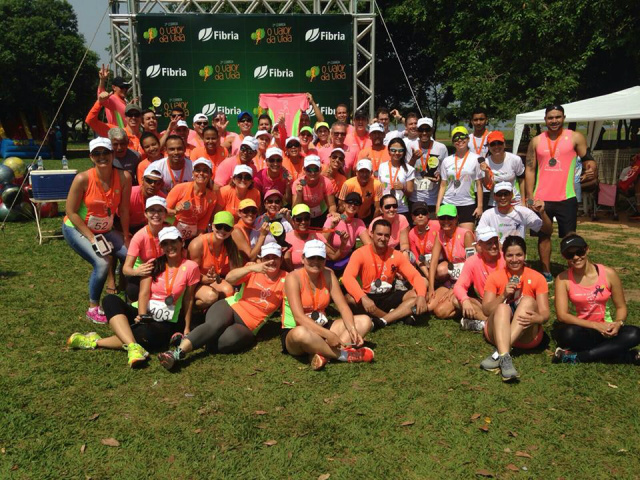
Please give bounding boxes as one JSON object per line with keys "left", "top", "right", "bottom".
{"left": 438, "top": 227, "right": 469, "bottom": 263}
{"left": 533, "top": 129, "right": 577, "bottom": 202}
{"left": 568, "top": 264, "right": 612, "bottom": 323}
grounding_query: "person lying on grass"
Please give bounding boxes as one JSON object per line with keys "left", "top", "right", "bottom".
{"left": 281, "top": 240, "right": 374, "bottom": 371}
{"left": 479, "top": 235, "right": 550, "bottom": 382}
{"left": 67, "top": 227, "right": 199, "bottom": 368}
{"left": 157, "top": 243, "right": 288, "bottom": 371}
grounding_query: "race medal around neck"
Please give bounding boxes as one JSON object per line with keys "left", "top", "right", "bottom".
{"left": 182, "top": 200, "right": 191, "bottom": 211}
{"left": 165, "top": 295, "right": 174, "bottom": 306}
{"left": 299, "top": 178, "right": 307, "bottom": 186}
{"left": 546, "top": 129, "right": 562, "bottom": 168}
{"left": 453, "top": 179, "right": 461, "bottom": 188}
{"left": 509, "top": 275, "right": 520, "bottom": 285}
{"left": 548, "top": 158, "right": 557, "bottom": 167}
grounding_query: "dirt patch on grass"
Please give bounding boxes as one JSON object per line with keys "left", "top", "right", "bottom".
{"left": 578, "top": 220, "right": 640, "bottom": 245}
{"left": 625, "top": 289, "right": 640, "bottom": 303}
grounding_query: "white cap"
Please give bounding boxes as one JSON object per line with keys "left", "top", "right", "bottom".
{"left": 476, "top": 226, "right": 499, "bottom": 242}
{"left": 330, "top": 147, "right": 346, "bottom": 157}
{"left": 368, "top": 123, "right": 384, "bottom": 134}
{"left": 266, "top": 147, "right": 283, "bottom": 158}
{"left": 158, "top": 226, "right": 182, "bottom": 243}
{"left": 260, "top": 243, "right": 282, "bottom": 258}
{"left": 89, "top": 137, "right": 112, "bottom": 152}
{"left": 233, "top": 164, "right": 254, "bottom": 177}
{"left": 303, "top": 239, "right": 327, "bottom": 259}
{"left": 494, "top": 181, "right": 513, "bottom": 193}
{"left": 417, "top": 117, "right": 434, "bottom": 129}
{"left": 193, "top": 113, "right": 208, "bottom": 124}
{"left": 255, "top": 129, "right": 272, "bottom": 139}
{"left": 145, "top": 196, "right": 167, "bottom": 210}
{"left": 143, "top": 165, "right": 163, "bottom": 179}
{"left": 240, "top": 136, "right": 258, "bottom": 151}
{"left": 356, "top": 159, "right": 373, "bottom": 171}
{"left": 176, "top": 120, "right": 189, "bottom": 129}
{"left": 304, "top": 155, "right": 321, "bottom": 168}
{"left": 192, "top": 157, "right": 213, "bottom": 171}
{"left": 285, "top": 136, "right": 301, "bottom": 147}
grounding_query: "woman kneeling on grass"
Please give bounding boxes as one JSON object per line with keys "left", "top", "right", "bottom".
{"left": 552, "top": 234, "right": 640, "bottom": 365}
{"left": 157, "top": 243, "right": 288, "bottom": 370}
{"left": 479, "top": 236, "right": 549, "bottom": 382}
{"left": 281, "top": 239, "right": 374, "bottom": 370}
{"left": 67, "top": 227, "right": 199, "bottom": 368}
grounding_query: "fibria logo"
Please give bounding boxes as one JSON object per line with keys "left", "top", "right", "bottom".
{"left": 146, "top": 64, "right": 187, "bottom": 78}
{"left": 202, "top": 103, "right": 241, "bottom": 116}
{"left": 304, "top": 28, "right": 346, "bottom": 42}
{"left": 198, "top": 28, "right": 239, "bottom": 41}
{"left": 253, "top": 65, "right": 293, "bottom": 79}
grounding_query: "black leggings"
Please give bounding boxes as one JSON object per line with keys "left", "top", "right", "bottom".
{"left": 102, "top": 294, "right": 180, "bottom": 351}
{"left": 126, "top": 276, "right": 141, "bottom": 302}
{"left": 185, "top": 300, "right": 256, "bottom": 353}
{"left": 554, "top": 323, "right": 640, "bottom": 362}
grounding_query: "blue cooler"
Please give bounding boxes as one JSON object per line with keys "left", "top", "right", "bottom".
{"left": 30, "top": 170, "right": 77, "bottom": 200}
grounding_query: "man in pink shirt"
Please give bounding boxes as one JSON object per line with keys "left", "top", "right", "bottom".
{"left": 214, "top": 136, "right": 258, "bottom": 188}
{"left": 345, "top": 110, "right": 372, "bottom": 158}
{"left": 97, "top": 65, "right": 129, "bottom": 127}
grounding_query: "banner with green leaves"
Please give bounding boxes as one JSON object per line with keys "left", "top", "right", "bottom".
{"left": 137, "top": 14, "right": 353, "bottom": 132}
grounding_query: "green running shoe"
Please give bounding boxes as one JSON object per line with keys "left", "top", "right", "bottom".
{"left": 123, "top": 343, "right": 149, "bottom": 368}
{"left": 67, "top": 332, "right": 101, "bottom": 350}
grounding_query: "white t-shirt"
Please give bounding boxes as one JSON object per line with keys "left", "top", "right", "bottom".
{"left": 485, "top": 152, "right": 525, "bottom": 203}
{"left": 477, "top": 206, "right": 542, "bottom": 242}
{"left": 468, "top": 132, "right": 490, "bottom": 157}
{"left": 439, "top": 151, "right": 484, "bottom": 206}
{"left": 410, "top": 140, "right": 449, "bottom": 204}
{"left": 149, "top": 158, "right": 194, "bottom": 194}
{"left": 378, "top": 161, "right": 415, "bottom": 213}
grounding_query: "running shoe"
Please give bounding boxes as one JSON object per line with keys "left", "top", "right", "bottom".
{"left": 310, "top": 353, "right": 328, "bottom": 371}
{"left": 371, "top": 317, "right": 387, "bottom": 331}
{"left": 67, "top": 332, "right": 101, "bottom": 350}
{"left": 343, "top": 347, "right": 375, "bottom": 364}
{"left": 169, "top": 332, "right": 184, "bottom": 348}
{"left": 157, "top": 349, "right": 184, "bottom": 371}
{"left": 480, "top": 350, "right": 500, "bottom": 372}
{"left": 499, "top": 353, "right": 519, "bottom": 382}
{"left": 86, "top": 306, "right": 108, "bottom": 324}
{"left": 542, "top": 272, "right": 554, "bottom": 283}
{"left": 403, "top": 315, "right": 417, "bottom": 326}
{"left": 123, "top": 343, "right": 149, "bottom": 368}
{"left": 552, "top": 347, "right": 579, "bottom": 364}
{"left": 460, "top": 318, "right": 485, "bottom": 332}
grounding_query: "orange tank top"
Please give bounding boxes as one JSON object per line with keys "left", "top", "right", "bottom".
{"left": 298, "top": 268, "right": 330, "bottom": 314}
{"left": 199, "top": 233, "right": 230, "bottom": 276}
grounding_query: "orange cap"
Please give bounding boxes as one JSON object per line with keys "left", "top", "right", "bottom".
{"left": 487, "top": 131, "right": 505, "bottom": 144}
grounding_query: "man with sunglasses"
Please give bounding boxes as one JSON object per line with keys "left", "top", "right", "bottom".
{"left": 231, "top": 111, "right": 255, "bottom": 156}
{"left": 282, "top": 136, "right": 305, "bottom": 181}
{"left": 478, "top": 182, "right": 552, "bottom": 243}
{"left": 149, "top": 135, "right": 193, "bottom": 194}
{"left": 409, "top": 117, "right": 449, "bottom": 214}
{"left": 87, "top": 96, "right": 143, "bottom": 155}
{"left": 97, "top": 65, "right": 129, "bottom": 127}
{"left": 188, "top": 113, "right": 208, "bottom": 150}
{"left": 128, "top": 166, "right": 166, "bottom": 233}
{"left": 318, "top": 122, "right": 358, "bottom": 174}
{"left": 357, "top": 123, "right": 390, "bottom": 173}
{"left": 343, "top": 219, "right": 428, "bottom": 329}
{"left": 525, "top": 104, "right": 596, "bottom": 282}
{"left": 339, "top": 159, "right": 383, "bottom": 224}
{"left": 214, "top": 136, "right": 259, "bottom": 189}
{"left": 467, "top": 108, "right": 491, "bottom": 158}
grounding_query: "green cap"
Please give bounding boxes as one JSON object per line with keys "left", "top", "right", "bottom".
{"left": 299, "top": 126, "right": 314, "bottom": 136}
{"left": 451, "top": 126, "right": 469, "bottom": 139}
{"left": 314, "top": 122, "right": 330, "bottom": 132}
{"left": 213, "top": 211, "right": 234, "bottom": 227}
{"left": 437, "top": 204, "right": 458, "bottom": 217}
{"left": 292, "top": 204, "right": 311, "bottom": 216}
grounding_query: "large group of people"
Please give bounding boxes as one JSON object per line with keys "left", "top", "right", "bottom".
{"left": 65, "top": 82, "right": 640, "bottom": 381}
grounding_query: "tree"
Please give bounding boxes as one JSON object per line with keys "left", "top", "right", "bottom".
{"left": 0, "top": 0, "right": 99, "bottom": 151}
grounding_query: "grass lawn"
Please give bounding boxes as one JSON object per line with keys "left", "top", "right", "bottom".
{"left": 1, "top": 158, "right": 639, "bottom": 479}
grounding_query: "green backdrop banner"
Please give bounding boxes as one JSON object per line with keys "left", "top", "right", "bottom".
{"left": 137, "top": 14, "right": 353, "bottom": 132}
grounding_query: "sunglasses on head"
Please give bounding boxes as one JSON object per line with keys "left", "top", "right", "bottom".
{"left": 389, "top": 148, "right": 405, "bottom": 154}
{"left": 562, "top": 247, "right": 587, "bottom": 259}
{"left": 489, "top": 141, "right": 504, "bottom": 147}
{"left": 304, "top": 166, "right": 320, "bottom": 174}
{"left": 293, "top": 214, "right": 311, "bottom": 222}
{"left": 234, "top": 173, "right": 253, "bottom": 182}
{"left": 214, "top": 223, "right": 233, "bottom": 232}
{"left": 383, "top": 203, "right": 398, "bottom": 210}
{"left": 144, "top": 177, "right": 162, "bottom": 185}
{"left": 241, "top": 207, "right": 258, "bottom": 215}
{"left": 413, "top": 209, "right": 428, "bottom": 216}
{"left": 267, "top": 157, "right": 283, "bottom": 163}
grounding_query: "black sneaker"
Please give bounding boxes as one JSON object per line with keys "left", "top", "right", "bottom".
{"left": 371, "top": 316, "right": 387, "bottom": 331}
{"left": 402, "top": 315, "right": 417, "bottom": 326}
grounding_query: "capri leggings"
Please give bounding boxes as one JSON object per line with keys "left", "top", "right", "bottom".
{"left": 102, "top": 294, "right": 180, "bottom": 351}
{"left": 554, "top": 324, "right": 640, "bottom": 362}
{"left": 185, "top": 300, "right": 257, "bottom": 353}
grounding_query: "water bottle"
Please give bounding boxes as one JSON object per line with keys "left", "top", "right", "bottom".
{"left": 61, "top": 155, "right": 69, "bottom": 170}
{"left": 37, "top": 156, "right": 44, "bottom": 170}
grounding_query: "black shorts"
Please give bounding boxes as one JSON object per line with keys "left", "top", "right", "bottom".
{"left": 280, "top": 319, "right": 334, "bottom": 355}
{"left": 454, "top": 204, "right": 476, "bottom": 224}
{"left": 533, "top": 198, "right": 577, "bottom": 238}
{"left": 353, "top": 289, "right": 407, "bottom": 314}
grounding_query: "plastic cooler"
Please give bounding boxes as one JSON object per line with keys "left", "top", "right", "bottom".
{"left": 29, "top": 170, "right": 77, "bottom": 200}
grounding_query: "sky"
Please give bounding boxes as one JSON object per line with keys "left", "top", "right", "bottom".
{"left": 69, "top": 0, "right": 111, "bottom": 66}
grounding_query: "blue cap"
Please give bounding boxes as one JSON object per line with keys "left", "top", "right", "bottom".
{"left": 238, "top": 111, "right": 253, "bottom": 121}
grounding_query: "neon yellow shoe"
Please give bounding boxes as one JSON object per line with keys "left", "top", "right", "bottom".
{"left": 67, "top": 332, "right": 101, "bottom": 350}
{"left": 123, "top": 343, "right": 149, "bottom": 368}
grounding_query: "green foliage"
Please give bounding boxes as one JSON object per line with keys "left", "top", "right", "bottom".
{"left": 0, "top": 0, "right": 99, "bottom": 119}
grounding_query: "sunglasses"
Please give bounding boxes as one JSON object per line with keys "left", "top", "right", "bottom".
{"left": 240, "top": 145, "right": 254, "bottom": 153}
{"left": 562, "top": 247, "right": 587, "bottom": 259}
{"left": 413, "top": 209, "right": 428, "bottom": 216}
{"left": 304, "top": 166, "right": 320, "bottom": 174}
{"left": 146, "top": 208, "right": 165, "bottom": 216}
{"left": 439, "top": 215, "right": 456, "bottom": 220}
{"left": 195, "top": 121, "right": 208, "bottom": 126}
{"left": 383, "top": 204, "right": 398, "bottom": 210}
{"left": 144, "top": 177, "right": 162, "bottom": 185}
{"left": 389, "top": 148, "right": 405, "bottom": 154}
{"left": 494, "top": 190, "right": 512, "bottom": 197}
{"left": 332, "top": 132, "right": 347, "bottom": 137}
{"left": 91, "top": 149, "right": 111, "bottom": 156}
{"left": 214, "top": 223, "right": 233, "bottom": 233}
{"left": 346, "top": 201, "right": 362, "bottom": 207}
{"left": 239, "top": 118, "right": 252, "bottom": 123}
{"left": 489, "top": 141, "right": 504, "bottom": 147}
{"left": 171, "top": 114, "right": 184, "bottom": 118}
{"left": 126, "top": 112, "right": 141, "bottom": 118}
{"left": 267, "top": 157, "right": 283, "bottom": 163}
{"left": 330, "top": 155, "right": 345, "bottom": 161}
{"left": 234, "top": 174, "right": 253, "bottom": 182}
{"left": 287, "top": 143, "right": 301, "bottom": 149}
{"left": 240, "top": 207, "right": 258, "bottom": 215}
{"left": 265, "top": 197, "right": 282, "bottom": 204}
{"left": 453, "top": 135, "right": 469, "bottom": 142}
{"left": 293, "top": 214, "right": 311, "bottom": 222}
{"left": 418, "top": 128, "right": 432, "bottom": 133}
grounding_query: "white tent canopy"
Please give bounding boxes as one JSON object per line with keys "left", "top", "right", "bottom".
{"left": 512, "top": 86, "right": 640, "bottom": 154}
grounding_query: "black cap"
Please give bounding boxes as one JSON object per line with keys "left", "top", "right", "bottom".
{"left": 125, "top": 104, "right": 142, "bottom": 115}
{"left": 560, "top": 235, "right": 587, "bottom": 254}
{"left": 112, "top": 76, "right": 131, "bottom": 89}
{"left": 354, "top": 109, "right": 368, "bottom": 120}
{"left": 411, "top": 201, "right": 429, "bottom": 213}
{"left": 344, "top": 192, "right": 363, "bottom": 205}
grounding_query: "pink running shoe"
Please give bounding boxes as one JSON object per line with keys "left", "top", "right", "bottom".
{"left": 343, "top": 347, "right": 375, "bottom": 364}
{"left": 86, "top": 306, "right": 108, "bottom": 324}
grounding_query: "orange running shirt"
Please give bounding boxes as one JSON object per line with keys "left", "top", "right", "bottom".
{"left": 231, "top": 270, "right": 287, "bottom": 332}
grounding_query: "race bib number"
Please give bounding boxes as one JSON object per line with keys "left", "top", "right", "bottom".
{"left": 415, "top": 177, "right": 430, "bottom": 191}
{"left": 148, "top": 299, "right": 175, "bottom": 322}
{"left": 309, "top": 204, "right": 323, "bottom": 218}
{"left": 175, "top": 221, "right": 197, "bottom": 240}
{"left": 448, "top": 262, "right": 464, "bottom": 280}
{"left": 87, "top": 214, "right": 114, "bottom": 233}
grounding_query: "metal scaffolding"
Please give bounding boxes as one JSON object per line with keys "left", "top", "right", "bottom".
{"left": 109, "top": 0, "right": 375, "bottom": 115}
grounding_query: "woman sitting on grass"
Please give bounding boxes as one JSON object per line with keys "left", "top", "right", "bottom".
{"left": 157, "top": 243, "right": 288, "bottom": 370}
{"left": 552, "top": 233, "right": 640, "bottom": 365}
{"left": 479, "top": 236, "right": 549, "bottom": 382}
{"left": 67, "top": 227, "right": 199, "bottom": 368}
{"left": 281, "top": 239, "right": 374, "bottom": 370}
